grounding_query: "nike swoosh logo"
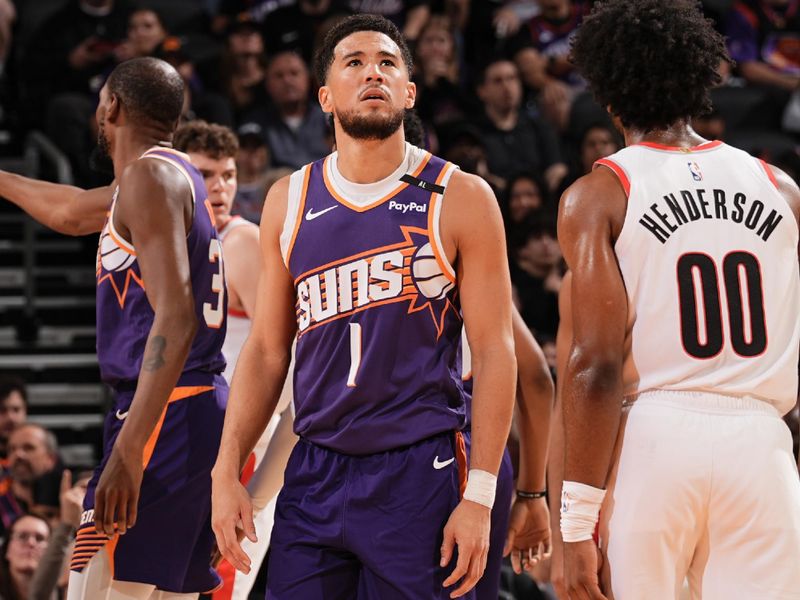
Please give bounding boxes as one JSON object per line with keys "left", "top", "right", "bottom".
{"left": 115, "top": 409, "right": 129, "bottom": 421}
{"left": 433, "top": 456, "right": 455, "bottom": 470}
{"left": 305, "top": 206, "right": 338, "bottom": 221}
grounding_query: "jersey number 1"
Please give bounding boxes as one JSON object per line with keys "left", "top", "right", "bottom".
{"left": 677, "top": 251, "right": 766, "bottom": 359}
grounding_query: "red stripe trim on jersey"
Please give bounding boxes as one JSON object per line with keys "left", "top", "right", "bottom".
{"left": 322, "top": 152, "right": 433, "bottom": 213}
{"left": 228, "top": 307, "right": 248, "bottom": 318}
{"left": 635, "top": 140, "right": 723, "bottom": 152}
{"left": 594, "top": 158, "right": 631, "bottom": 197}
{"left": 758, "top": 159, "right": 780, "bottom": 190}
{"left": 285, "top": 165, "right": 311, "bottom": 268}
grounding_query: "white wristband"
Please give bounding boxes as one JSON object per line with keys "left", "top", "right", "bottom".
{"left": 560, "top": 481, "right": 606, "bottom": 542}
{"left": 463, "top": 469, "right": 497, "bottom": 509}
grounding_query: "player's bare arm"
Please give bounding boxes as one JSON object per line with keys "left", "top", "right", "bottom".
{"left": 221, "top": 224, "right": 261, "bottom": 318}
{"left": 0, "top": 172, "right": 112, "bottom": 235}
{"left": 549, "top": 271, "right": 571, "bottom": 599}
{"left": 769, "top": 165, "right": 800, "bottom": 472}
{"left": 93, "top": 158, "right": 198, "bottom": 537}
{"left": 439, "top": 169, "right": 516, "bottom": 598}
{"left": 211, "top": 176, "right": 297, "bottom": 574}
{"left": 504, "top": 305, "right": 554, "bottom": 573}
{"left": 558, "top": 167, "right": 628, "bottom": 600}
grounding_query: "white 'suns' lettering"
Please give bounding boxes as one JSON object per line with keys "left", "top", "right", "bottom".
{"left": 80, "top": 509, "right": 95, "bottom": 526}
{"left": 296, "top": 250, "right": 411, "bottom": 333}
{"left": 388, "top": 200, "right": 427, "bottom": 214}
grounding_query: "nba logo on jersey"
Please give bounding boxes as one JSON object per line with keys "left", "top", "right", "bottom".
{"left": 688, "top": 161, "right": 703, "bottom": 181}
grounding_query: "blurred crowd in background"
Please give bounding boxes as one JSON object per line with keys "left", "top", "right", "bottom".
{"left": 0, "top": 1, "right": 799, "bottom": 598}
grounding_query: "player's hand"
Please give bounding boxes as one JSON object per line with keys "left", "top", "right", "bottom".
{"left": 503, "top": 496, "right": 551, "bottom": 574}
{"left": 564, "top": 539, "right": 608, "bottom": 600}
{"left": 211, "top": 475, "right": 257, "bottom": 574}
{"left": 440, "top": 499, "right": 490, "bottom": 598}
{"left": 94, "top": 444, "right": 143, "bottom": 537}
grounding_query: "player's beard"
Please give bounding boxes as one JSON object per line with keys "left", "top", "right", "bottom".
{"left": 89, "top": 120, "right": 115, "bottom": 176}
{"left": 337, "top": 106, "right": 405, "bottom": 141}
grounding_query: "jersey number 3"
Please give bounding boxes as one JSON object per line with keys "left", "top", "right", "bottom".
{"left": 677, "top": 251, "right": 766, "bottom": 359}
{"left": 203, "top": 238, "right": 225, "bottom": 328}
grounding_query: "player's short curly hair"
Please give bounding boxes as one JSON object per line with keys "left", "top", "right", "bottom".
{"left": 107, "top": 57, "right": 184, "bottom": 127}
{"left": 314, "top": 13, "right": 413, "bottom": 85}
{"left": 571, "top": 0, "right": 729, "bottom": 131}
{"left": 173, "top": 120, "right": 239, "bottom": 159}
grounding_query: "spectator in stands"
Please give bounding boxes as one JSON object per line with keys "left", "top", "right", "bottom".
{"left": 260, "top": 0, "right": 352, "bottom": 64}
{"left": 243, "top": 50, "right": 330, "bottom": 168}
{"left": 726, "top": 0, "right": 800, "bottom": 94}
{"left": 502, "top": 171, "right": 549, "bottom": 227}
{"left": 25, "top": 0, "right": 136, "bottom": 186}
{"left": 0, "top": 425, "right": 60, "bottom": 538}
{"left": 475, "top": 57, "right": 568, "bottom": 191}
{"left": 413, "top": 14, "right": 475, "bottom": 133}
{"left": 120, "top": 7, "right": 168, "bottom": 60}
{"left": 233, "top": 122, "right": 292, "bottom": 223}
{"left": 0, "top": 0, "right": 14, "bottom": 74}
{"left": 0, "top": 379, "right": 27, "bottom": 462}
{"left": 157, "top": 37, "right": 235, "bottom": 126}
{"left": 345, "top": 0, "right": 430, "bottom": 41}
{"left": 29, "top": 470, "right": 90, "bottom": 600}
{"left": 511, "top": 0, "right": 591, "bottom": 131}
{"left": 0, "top": 515, "right": 52, "bottom": 600}
{"left": 559, "top": 121, "right": 622, "bottom": 192}
{"left": 440, "top": 121, "right": 506, "bottom": 192}
{"left": 510, "top": 214, "right": 562, "bottom": 338}
{"left": 218, "top": 22, "right": 269, "bottom": 121}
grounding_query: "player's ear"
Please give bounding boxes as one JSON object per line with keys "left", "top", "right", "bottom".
{"left": 319, "top": 85, "right": 333, "bottom": 114}
{"left": 405, "top": 81, "right": 416, "bottom": 110}
{"left": 107, "top": 93, "right": 122, "bottom": 124}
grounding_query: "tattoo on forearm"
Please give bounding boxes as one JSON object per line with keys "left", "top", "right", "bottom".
{"left": 143, "top": 336, "right": 167, "bottom": 371}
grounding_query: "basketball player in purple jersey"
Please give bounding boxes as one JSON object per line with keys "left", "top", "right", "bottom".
{"left": 460, "top": 308, "right": 555, "bottom": 599}
{"left": 211, "top": 14, "right": 516, "bottom": 600}
{"left": 560, "top": 1, "right": 800, "bottom": 598}
{"left": 0, "top": 57, "right": 228, "bottom": 598}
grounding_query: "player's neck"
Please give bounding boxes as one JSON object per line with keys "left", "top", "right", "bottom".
{"left": 334, "top": 131, "right": 407, "bottom": 184}
{"left": 624, "top": 120, "right": 708, "bottom": 149}
{"left": 112, "top": 133, "right": 172, "bottom": 180}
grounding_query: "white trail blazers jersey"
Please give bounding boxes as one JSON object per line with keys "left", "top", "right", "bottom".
{"left": 598, "top": 141, "right": 799, "bottom": 414}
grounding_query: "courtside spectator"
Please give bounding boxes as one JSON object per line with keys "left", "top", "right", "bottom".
{"left": 0, "top": 425, "right": 60, "bottom": 538}
{"left": 0, "top": 515, "right": 52, "bottom": 600}
{"left": 0, "top": 379, "right": 26, "bottom": 463}
{"left": 233, "top": 122, "right": 292, "bottom": 223}
{"left": 243, "top": 50, "right": 330, "bottom": 168}
{"left": 475, "top": 57, "right": 568, "bottom": 191}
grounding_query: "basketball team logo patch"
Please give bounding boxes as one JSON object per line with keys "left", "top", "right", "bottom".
{"left": 294, "top": 225, "right": 456, "bottom": 338}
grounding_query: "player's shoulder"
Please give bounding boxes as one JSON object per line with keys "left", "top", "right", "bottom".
{"left": 222, "top": 217, "right": 259, "bottom": 248}
{"left": 119, "top": 154, "right": 191, "bottom": 199}
{"left": 765, "top": 163, "right": 800, "bottom": 223}
{"left": 561, "top": 166, "right": 626, "bottom": 215}
{"left": 444, "top": 169, "right": 496, "bottom": 207}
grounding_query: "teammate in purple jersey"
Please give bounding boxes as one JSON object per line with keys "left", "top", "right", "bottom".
{"left": 461, "top": 306, "right": 554, "bottom": 600}
{"left": 0, "top": 57, "right": 228, "bottom": 598}
{"left": 211, "top": 14, "right": 516, "bottom": 600}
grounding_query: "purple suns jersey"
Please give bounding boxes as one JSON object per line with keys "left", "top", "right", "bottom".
{"left": 281, "top": 143, "right": 466, "bottom": 454}
{"left": 95, "top": 148, "right": 227, "bottom": 386}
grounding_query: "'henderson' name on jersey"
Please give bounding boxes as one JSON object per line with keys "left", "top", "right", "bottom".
{"left": 638, "top": 187, "right": 784, "bottom": 244}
